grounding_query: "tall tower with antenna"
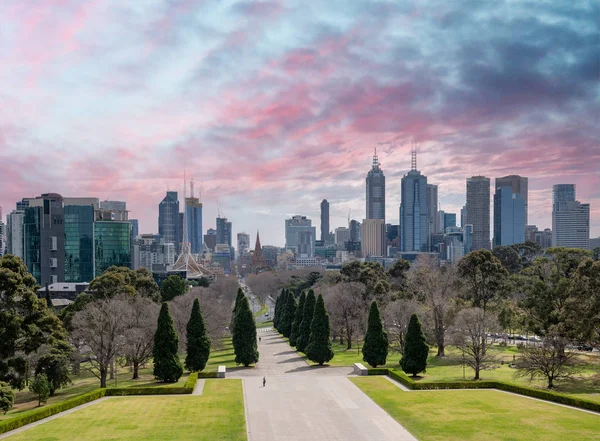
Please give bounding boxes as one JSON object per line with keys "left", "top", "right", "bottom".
{"left": 366, "top": 148, "right": 386, "bottom": 222}
{"left": 400, "top": 140, "right": 429, "bottom": 252}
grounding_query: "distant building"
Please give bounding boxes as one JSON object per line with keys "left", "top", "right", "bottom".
{"left": 297, "top": 230, "right": 315, "bottom": 257}
{"left": 493, "top": 185, "right": 525, "bottom": 247}
{"left": 6, "top": 210, "right": 25, "bottom": 259}
{"left": 295, "top": 256, "right": 318, "bottom": 267}
{"left": 98, "top": 201, "right": 127, "bottom": 220}
{"left": 335, "top": 227, "right": 350, "bottom": 248}
{"left": 427, "top": 184, "right": 439, "bottom": 237}
{"left": 400, "top": 151, "right": 428, "bottom": 252}
{"left": 158, "top": 191, "right": 180, "bottom": 247}
{"left": 461, "top": 205, "right": 467, "bottom": 228}
{"left": 216, "top": 217, "right": 232, "bottom": 247}
{"left": 237, "top": 232, "right": 250, "bottom": 262}
{"left": 443, "top": 213, "right": 457, "bottom": 231}
{"left": 320, "top": 199, "right": 330, "bottom": 243}
{"left": 64, "top": 198, "right": 97, "bottom": 283}
{"left": 361, "top": 219, "right": 385, "bottom": 257}
{"left": 285, "top": 215, "right": 316, "bottom": 255}
{"left": 212, "top": 243, "right": 232, "bottom": 273}
{"left": 466, "top": 176, "right": 491, "bottom": 250}
{"left": 24, "top": 193, "right": 65, "bottom": 285}
{"left": 37, "top": 282, "right": 89, "bottom": 301}
{"left": 526, "top": 225, "right": 552, "bottom": 249}
{"left": 129, "top": 219, "right": 139, "bottom": 239}
{"left": 251, "top": 231, "right": 267, "bottom": 268}
{"left": 590, "top": 237, "right": 600, "bottom": 250}
{"left": 262, "top": 245, "right": 278, "bottom": 268}
{"left": 552, "top": 184, "right": 590, "bottom": 249}
{"left": 186, "top": 196, "right": 203, "bottom": 254}
{"left": 366, "top": 150, "right": 385, "bottom": 222}
{"left": 94, "top": 206, "right": 131, "bottom": 276}
{"left": 132, "top": 234, "right": 175, "bottom": 271}
{"left": 495, "top": 175, "right": 528, "bottom": 230}
{"left": 204, "top": 228, "right": 217, "bottom": 252}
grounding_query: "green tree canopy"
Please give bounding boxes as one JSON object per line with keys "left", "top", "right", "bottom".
{"left": 280, "top": 292, "right": 297, "bottom": 338}
{"left": 305, "top": 294, "right": 334, "bottom": 365}
{"left": 36, "top": 347, "right": 72, "bottom": 396}
{"left": 231, "top": 288, "right": 245, "bottom": 332}
{"left": 30, "top": 373, "right": 50, "bottom": 406}
{"left": 232, "top": 296, "right": 259, "bottom": 367}
{"left": 362, "top": 301, "right": 388, "bottom": 368}
{"left": 160, "top": 275, "right": 188, "bottom": 302}
{"left": 89, "top": 266, "right": 160, "bottom": 301}
{"left": 400, "top": 313, "right": 429, "bottom": 377}
{"left": 0, "top": 382, "right": 14, "bottom": 415}
{"left": 289, "top": 291, "right": 306, "bottom": 346}
{"left": 458, "top": 250, "right": 508, "bottom": 312}
{"left": 296, "top": 289, "right": 316, "bottom": 353}
{"left": 185, "top": 299, "right": 211, "bottom": 372}
{"left": 153, "top": 302, "right": 183, "bottom": 382}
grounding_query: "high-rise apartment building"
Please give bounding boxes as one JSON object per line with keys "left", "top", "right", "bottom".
{"left": 24, "top": 193, "right": 65, "bottom": 285}
{"left": 366, "top": 150, "right": 385, "bottom": 221}
{"left": 132, "top": 234, "right": 175, "bottom": 271}
{"left": 552, "top": 184, "right": 590, "bottom": 249}
{"left": 466, "top": 176, "right": 491, "bottom": 250}
{"left": 361, "top": 219, "right": 385, "bottom": 257}
{"left": 493, "top": 186, "right": 525, "bottom": 247}
{"left": 334, "top": 227, "right": 350, "bottom": 248}
{"left": 237, "top": 232, "right": 250, "bottom": 261}
{"left": 400, "top": 152, "right": 428, "bottom": 252}
{"left": 495, "top": 175, "right": 528, "bottom": 228}
{"left": 320, "top": 199, "right": 330, "bottom": 243}
{"left": 6, "top": 210, "right": 25, "bottom": 259}
{"left": 426, "top": 184, "right": 439, "bottom": 236}
{"left": 158, "top": 191, "right": 180, "bottom": 247}
{"left": 285, "top": 215, "right": 316, "bottom": 255}
{"left": 186, "top": 196, "right": 203, "bottom": 254}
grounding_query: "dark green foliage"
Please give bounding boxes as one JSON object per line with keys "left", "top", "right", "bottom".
{"left": 0, "top": 389, "right": 107, "bottom": 435}
{"left": 36, "top": 349, "right": 72, "bottom": 396}
{"left": 401, "top": 314, "right": 429, "bottom": 376}
{"left": 231, "top": 288, "right": 245, "bottom": 332}
{"left": 185, "top": 299, "right": 211, "bottom": 372}
{"left": 305, "top": 295, "right": 334, "bottom": 365}
{"left": 89, "top": 266, "right": 160, "bottom": 301}
{"left": 0, "top": 382, "right": 14, "bottom": 415}
{"left": 296, "top": 289, "right": 316, "bottom": 353}
{"left": 232, "top": 296, "right": 259, "bottom": 366}
{"left": 492, "top": 246, "right": 523, "bottom": 274}
{"left": 29, "top": 374, "right": 50, "bottom": 406}
{"left": 153, "top": 303, "right": 183, "bottom": 382}
{"left": 287, "top": 271, "right": 323, "bottom": 296}
{"left": 459, "top": 249, "right": 508, "bottom": 312}
{"left": 289, "top": 291, "right": 306, "bottom": 346}
{"left": 160, "top": 275, "right": 188, "bottom": 302}
{"left": 0, "top": 255, "right": 71, "bottom": 390}
{"left": 189, "top": 277, "right": 210, "bottom": 287}
{"left": 274, "top": 288, "right": 286, "bottom": 330}
{"left": 280, "top": 292, "right": 297, "bottom": 338}
{"left": 362, "top": 301, "right": 388, "bottom": 368}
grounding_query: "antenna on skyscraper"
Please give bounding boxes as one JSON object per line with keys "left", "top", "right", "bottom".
{"left": 411, "top": 139, "right": 417, "bottom": 171}
{"left": 190, "top": 178, "right": 195, "bottom": 199}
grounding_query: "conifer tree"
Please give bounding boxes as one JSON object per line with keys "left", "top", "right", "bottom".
{"left": 185, "top": 298, "right": 211, "bottom": 372}
{"left": 362, "top": 301, "right": 388, "bottom": 368}
{"left": 296, "top": 289, "right": 316, "bottom": 353}
{"left": 280, "top": 292, "right": 297, "bottom": 338}
{"left": 153, "top": 302, "right": 183, "bottom": 382}
{"left": 305, "top": 294, "right": 334, "bottom": 365}
{"left": 232, "top": 296, "right": 259, "bottom": 366}
{"left": 289, "top": 291, "right": 306, "bottom": 346}
{"left": 401, "top": 313, "right": 429, "bottom": 377}
{"left": 231, "top": 288, "right": 245, "bottom": 332}
{"left": 273, "top": 290, "right": 283, "bottom": 329}
{"left": 275, "top": 288, "right": 287, "bottom": 330}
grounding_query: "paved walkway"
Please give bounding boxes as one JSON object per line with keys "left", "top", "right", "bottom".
{"left": 229, "top": 329, "right": 417, "bottom": 441}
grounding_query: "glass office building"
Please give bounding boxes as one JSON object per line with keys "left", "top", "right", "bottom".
{"left": 23, "top": 207, "right": 42, "bottom": 282}
{"left": 94, "top": 221, "right": 131, "bottom": 276}
{"left": 65, "top": 205, "right": 95, "bottom": 282}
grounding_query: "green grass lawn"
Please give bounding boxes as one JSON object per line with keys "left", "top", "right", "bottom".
{"left": 351, "top": 377, "right": 600, "bottom": 441}
{"left": 205, "top": 337, "right": 239, "bottom": 371}
{"left": 6, "top": 379, "right": 246, "bottom": 441}
{"left": 257, "top": 320, "right": 273, "bottom": 328}
{"left": 253, "top": 304, "right": 268, "bottom": 317}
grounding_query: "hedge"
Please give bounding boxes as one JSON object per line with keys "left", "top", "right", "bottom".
{"left": 196, "top": 371, "right": 218, "bottom": 379}
{"left": 184, "top": 372, "right": 199, "bottom": 389}
{"left": 106, "top": 387, "right": 191, "bottom": 396}
{"left": 0, "top": 389, "right": 107, "bottom": 435}
{"left": 368, "top": 368, "right": 600, "bottom": 413}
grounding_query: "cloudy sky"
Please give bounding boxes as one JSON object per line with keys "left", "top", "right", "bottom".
{"left": 1, "top": 0, "right": 598, "bottom": 246}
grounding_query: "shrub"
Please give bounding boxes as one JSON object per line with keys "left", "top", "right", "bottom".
{"left": 29, "top": 374, "right": 50, "bottom": 406}
{"left": 184, "top": 372, "right": 198, "bottom": 390}
{"left": 0, "top": 382, "right": 15, "bottom": 415}
{"left": 153, "top": 302, "right": 183, "bottom": 382}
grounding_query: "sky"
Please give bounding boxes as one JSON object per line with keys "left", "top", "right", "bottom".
{"left": 0, "top": 0, "right": 599, "bottom": 247}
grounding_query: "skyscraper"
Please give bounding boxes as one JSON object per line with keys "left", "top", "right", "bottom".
{"left": 461, "top": 205, "right": 467, "bottom": 228}
{"left": 361, "top": 219, "right": 385, "bottom": 257}
{"left": 552, "top": 184, "right": 590, "bottom": 249}
{"left": 216, "top": 217, "right": 232, "bottom": 246}
{"left": 426, "top": 184, "right": 439, "bottom": 236}
{"left": 6, "top": 209, "right": 25, "bottom": 259}
{"left": 285, "top": 215, "right": 315, "bottom": 254}
{"left": 366, "top": 150, "right": 385, "bottom": 221}
{"left": 466, "top": 176, "right": 491, "bottom": 250}
{"left": 186, "top": 196, "right": 203, "bottom": 254}
{"left": 400, "top": 149, "right": 428, "bottom": 252}
{"left": 64, "top": 198, "right": 97, "bottom": 283}
{"left": 94, "top": 203, "right": 131, "bottom": 276}
{"left": 237, "top": 232, "right": 250, "bottom": 261}
{"left": 493, "top": 186, "right": 525, "bottom": 247}
{"left": 129, "top": 219, "right": 139, "bottom": 239}
{"left": 158, "top": 191, "right": 179, "bottom": 246}
{"left": 320, "top": 199, "right": 330, "bottom": 243}
{"left": 495, "top": 175, "right": 528, "bottom": 228}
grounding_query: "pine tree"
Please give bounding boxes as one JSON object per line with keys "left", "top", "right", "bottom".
{"left": 274, "top": 288, "right": 286, "bottom": 330}
{"left": 296, "top": 289, "right": 316, "bottom": 353}
{"left": 400, "top": 313, "right": 429, "bottom": 377}
{"left": 289, "top": 291, "right": 306, "bottom": 346}
{"left": 305, "top": 294, "right": 334, "bottom": 365}
{"left": 362, "top": 301, "right": 388, "bottom": 368}
{"left": 153, "top": 302, "right": 183, "bottom": 382}
{"left": 280, "top": 292, "right": 297, "bottom": 338}
{"left": 185, "top": 298, "right": 211, "bottom": 372}
{"left": 231, "top": 288, "right": 245, "bottom": 333}
{"left": 232, "top": 296, "right": 259, "bottom": 366}
{"left": 273, "top": 292, "right": 281, "bottom": 329}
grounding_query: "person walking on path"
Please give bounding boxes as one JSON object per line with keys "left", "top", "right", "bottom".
{"left": 259, "top": 337, "right": 262, "bottom": 343}
{"left": 263, "top": 377, "right": 266, "bottom": 387}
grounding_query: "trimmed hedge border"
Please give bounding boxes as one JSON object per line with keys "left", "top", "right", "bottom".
{"left": 0, "top": 389, "right": 107, "bottom": 435}
{"left": 368, "top": 368, "right": 600, "bottom": 413}
{"left": 196, "top": 371, "right": 218, "bottom": 379}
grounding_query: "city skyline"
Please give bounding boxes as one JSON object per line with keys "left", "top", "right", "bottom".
{"left": 0, "top": 2, "right": 598, "bottom": 246}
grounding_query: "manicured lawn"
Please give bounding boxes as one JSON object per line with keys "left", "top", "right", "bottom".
{"left": 6, "top": 379, "right": 246, "bottom": 441}
{"left": 253, "top": 304, "right": 268, "bottom": 317}
{"left": 205, "top": 337, "right": 239, "bottom": 371}
{"left": 257, "top": 320, "right": 273, "bottom": 328}
{"left": 351, "top": 377, "right": 600, "bottom": 441}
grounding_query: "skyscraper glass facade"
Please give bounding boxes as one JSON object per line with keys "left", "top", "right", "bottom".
{"left": 493, "top": 186, "right": 525, "bottom": 247}
{"left": 94, "top": 221, "right": 131, "bottom": 276}
{"left": 186, "top": 198, "right": 203, "bottom": 254}
{"left": 158, "top": 191, "right": 179, "bottom": 245}
{"left": 65, "top": 205, "right": 95, "bottom": 282}
{"left": 23, "top": 207, "right": 41, "bottom": 282}
{"left": 366, "top": 152, "right": 385, "bottom": 221}
{"left": 400, "top": 170, "right": 429, "bottom": 252}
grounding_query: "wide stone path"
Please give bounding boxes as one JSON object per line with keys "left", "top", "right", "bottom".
{"left": 229, "top": 330, "right": 417, "bottom": 441}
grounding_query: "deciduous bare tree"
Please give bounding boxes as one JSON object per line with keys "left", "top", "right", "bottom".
{"left": 408, "top": 256, "right": 461, "bottom": 357}
{"left": 324, "top": 282, "right": 366, "bottom": 349}
{"left": 384, "top": 298, "right": 421, "bottom": 352}
{"left": 72, "top": 297, "right": 127, "bottom": 388}
{"left": 450, "top": 308, "right": 498, "bottom": 380}
{"left": 121, "top": 296, "right": 159, "bottom": 379}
